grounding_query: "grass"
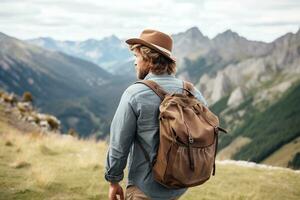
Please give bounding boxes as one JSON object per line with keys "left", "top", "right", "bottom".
{"left": 1, "top": 118, "right": 300, "bottom": 200}
{"left": 217, "top": 136, "right": 252, "bottom": 160}
{"left": 262, "top": 137, "right": 300, "bottom": 167}
{"left": 181, "top": 162, "right": 300, "bottom": 200}
{"left": 0, "top": 118, "right": 110, "bottom": 200}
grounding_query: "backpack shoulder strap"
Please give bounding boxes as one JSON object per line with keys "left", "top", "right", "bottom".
{"left": 134, "top": 80, "right": 168, "bottom": 101}
{"left": 183, "top": 81, "right": 195, "bottom": 96}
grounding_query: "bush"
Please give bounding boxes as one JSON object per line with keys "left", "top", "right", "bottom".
{"left": 67, "top": 128, "right": 78, "bottom": 138}
{"left": 288, "top": 152, "right": 300, "bottom": 170}
{"left": 22, "top": 91, "right": 33, "bottom": 102}
{"left": 46, "top": 116, "right": 60, "bottom": 131}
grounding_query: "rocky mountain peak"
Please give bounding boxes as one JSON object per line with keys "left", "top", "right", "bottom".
{"left": 82, "top": 35, "right": 121, "bottom": 47}
{"left": 101, "top": 34, "right": 121, "bottom": 45}
{"left": 83, "top": 38, "right": 99, "bottom": 45}
{"left": 172, "top": 26, "right": 211, "bottom": 62}
{"left": 0, "top": 32, "right": 9, "bottom": 39}
{"left": 213, "top": 29, "right": 241, "bottom": 41}
{"left": 0, "top": 32, "right": 18, "bottom": 44}
{"left": 37, "top": 37, "right": 55, "bottom": 42}
{"left": 104, "top": 34, "right": 120, "bottom": 41}
{"left": 185, "top": 26, "right": 204, "bottom": 38}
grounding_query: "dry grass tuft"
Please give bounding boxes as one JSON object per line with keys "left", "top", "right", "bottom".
{"left": 10, "top": 160, "right": 31, "bottom": 169}
{"left": 28, "top": 165, "right": 57, "bottom": 188}
{"left": 5, "top": 140, "right": 13, "bottom": 146}
{"left": 39, "top": 145, "right": 58, "bottom": 156}
{"left": 27, "top": 131, "right": 44, "bottom": 140}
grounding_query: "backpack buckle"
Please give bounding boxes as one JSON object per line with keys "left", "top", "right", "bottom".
{"left": 214, "top": 126, "right": 219, "bottom": 134}
{"left": 189, "top": 136, "right": 194, "bottom": 144}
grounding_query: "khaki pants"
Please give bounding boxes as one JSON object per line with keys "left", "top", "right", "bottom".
{"left": 125, "top": 185, "right": 181, "bottom": 200}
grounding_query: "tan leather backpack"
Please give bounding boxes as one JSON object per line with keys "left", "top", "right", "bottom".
{"left": 135, "top": 79, "right": 227, "bottom": 189}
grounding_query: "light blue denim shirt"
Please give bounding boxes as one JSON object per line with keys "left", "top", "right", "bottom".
{"left": 104, "top": 72, "right": 208, "bottom": 200}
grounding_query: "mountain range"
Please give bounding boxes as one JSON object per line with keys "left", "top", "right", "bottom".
{"left": 1, "top": 26, "right": 300, "bottom": 168}
{"left": 27, "top": 35, "right": 132, "bottom": 74}
{"left": 0, "top": 32, "right": 134, "bottom": 137}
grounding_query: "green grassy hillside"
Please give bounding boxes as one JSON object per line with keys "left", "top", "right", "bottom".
{"left": 1, "top": 107, "right": 299, "bottom": 200}
{"left": 232, "top": 80, "right": 300, "bottom": 163}
{"left": 262, "top": 137, "right": 300, "bottom": 168}
{"left": 212, "top": 79, "right": 300, "bottom": 168}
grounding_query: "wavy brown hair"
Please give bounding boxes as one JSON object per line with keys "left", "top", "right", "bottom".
{"left": 129, "top": 44, "right": 177, "bottom": 75}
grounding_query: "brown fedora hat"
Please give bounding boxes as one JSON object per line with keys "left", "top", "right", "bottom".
{"left": 126, "top": 29, "right": 176, "bottom": 62}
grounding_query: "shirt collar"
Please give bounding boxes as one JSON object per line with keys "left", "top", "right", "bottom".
{"left": 144, "top": 71, "right": 175, "bottom": 80}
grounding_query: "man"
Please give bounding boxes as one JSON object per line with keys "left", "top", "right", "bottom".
{"left": 104, "top": 29, "right": 208, "bottom": 200}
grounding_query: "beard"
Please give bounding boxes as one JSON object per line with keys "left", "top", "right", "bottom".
{"left": 137, "top": 65, "right": 150, "bottom": 80}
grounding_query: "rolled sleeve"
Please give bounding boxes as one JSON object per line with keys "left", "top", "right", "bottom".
{"left": 104, "top": 88, "right": 137, "bottom": 183}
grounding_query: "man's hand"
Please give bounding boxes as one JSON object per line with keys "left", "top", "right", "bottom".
{"left": 108, "top": 182, "right": 124, "bottom": 200}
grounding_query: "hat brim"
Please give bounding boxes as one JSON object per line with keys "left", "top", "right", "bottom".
{"left": 126, "top": 38, "right": 176, "bottom": 63}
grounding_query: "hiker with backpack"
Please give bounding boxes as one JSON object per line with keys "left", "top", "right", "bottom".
{"left": 104, "top": 29, "right": 227, "bottom": 200}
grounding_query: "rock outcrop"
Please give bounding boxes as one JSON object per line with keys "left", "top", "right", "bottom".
{"left": 227, "top": 87, "right": 245, "bottom": 107}
{"left": 211, "top": 71, "right": 231, "bottom": 103}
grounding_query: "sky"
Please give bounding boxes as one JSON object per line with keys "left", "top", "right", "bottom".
{"left": 0, "top": 0, "right": 299, "bottom": 43}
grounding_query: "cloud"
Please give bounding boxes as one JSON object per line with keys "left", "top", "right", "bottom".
{"left": 0, "top": 0, "right": 299, "bottom": 42}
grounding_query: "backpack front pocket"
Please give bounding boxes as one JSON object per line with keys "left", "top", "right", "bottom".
{"left": 163, "top": 142, "right": 215, "bottom": 188}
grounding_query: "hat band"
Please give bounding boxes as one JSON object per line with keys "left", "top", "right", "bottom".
{"left": 150, "top": 43, "right": 172, "bottom": 56}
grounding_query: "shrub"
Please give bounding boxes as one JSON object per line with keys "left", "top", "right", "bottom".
{"left": 288, "top": 152, "right": 300, "bottom": 170}
{"left": 22, "top": 91, "right": 33, "bottom": 102}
